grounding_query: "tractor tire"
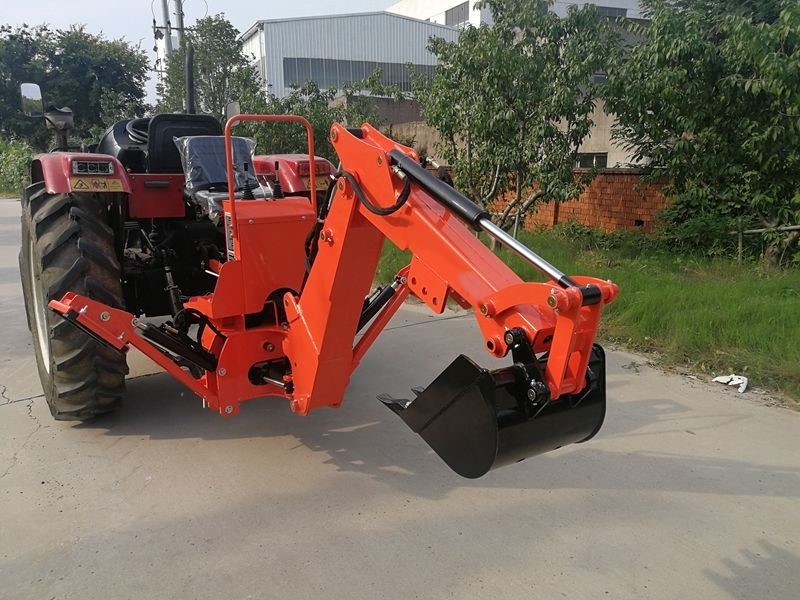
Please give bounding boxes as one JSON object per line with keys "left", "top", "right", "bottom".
{"left": 20, "top": 182, "right": 128, "bottom": 420}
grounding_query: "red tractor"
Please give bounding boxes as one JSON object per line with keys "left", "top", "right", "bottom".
{"left": 19, "top": 85, "right": 618, "bottom": 478}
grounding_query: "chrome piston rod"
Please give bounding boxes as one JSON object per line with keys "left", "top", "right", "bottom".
{"left": 388, "top": 148, "right": 600, "bottom": 302}
{"left": 479, "top": 218, "right": 573, "bottom": 287}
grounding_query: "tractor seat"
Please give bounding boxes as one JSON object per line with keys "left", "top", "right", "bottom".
{"left": 175, "top": 135, "right": 272, "bottom": 219}
{"left": 148, "top": 114, "right": 223, "bottom": 174}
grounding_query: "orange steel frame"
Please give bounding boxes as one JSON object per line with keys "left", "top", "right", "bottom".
{"left": 50, "top": 116, "right": 618, "bottom": 418}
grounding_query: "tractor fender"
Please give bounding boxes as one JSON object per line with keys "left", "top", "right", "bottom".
{"left": 31, "top": 153, "right": 132, "bottom": 195}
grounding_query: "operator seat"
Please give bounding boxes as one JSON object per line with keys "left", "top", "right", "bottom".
{"left": 175, "top": 135, "right": 271, "bottom": 219}
{"left": 147, "top": 113, "right": 223, "bottom": 174}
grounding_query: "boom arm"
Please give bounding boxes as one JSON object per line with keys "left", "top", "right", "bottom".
{"left": 283, "top": 124, "right": 617, "bottom": 414}
{"left": 280, "top": 125, "right": 617, "bottom": 477}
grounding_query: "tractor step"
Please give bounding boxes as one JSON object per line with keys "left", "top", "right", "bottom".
{"left": 380, "top": 345, "right": 606, "bottom": 478}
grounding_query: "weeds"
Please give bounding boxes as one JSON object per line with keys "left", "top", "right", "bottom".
{"left": 0, "top": 138, "right": 33, "bottom": 195}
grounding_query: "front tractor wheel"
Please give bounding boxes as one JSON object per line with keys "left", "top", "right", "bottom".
{"left": 19, "top": 182, "right": 128, "bottom": 420}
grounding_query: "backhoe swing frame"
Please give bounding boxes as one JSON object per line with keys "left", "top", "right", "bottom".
{"left": 50, "top": 115, "right": 618, "bottom": 477}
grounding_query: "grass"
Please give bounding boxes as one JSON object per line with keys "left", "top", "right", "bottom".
{"left": 376, "top": 242, "right": 411, "bottom": 284}
{"left": 376, "top": 231, "right": 800, "bottom": 401}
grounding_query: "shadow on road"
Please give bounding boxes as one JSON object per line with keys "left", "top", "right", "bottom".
{"left": 705, "top": 540, "right": 800, "bottom": 599}
{"left": 71, "top": 368, "right": 800, "bottom": 501}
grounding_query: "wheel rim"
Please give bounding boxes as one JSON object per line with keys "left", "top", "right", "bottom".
{"left": 28, "top": 234, "right": 51, "bottom": 374}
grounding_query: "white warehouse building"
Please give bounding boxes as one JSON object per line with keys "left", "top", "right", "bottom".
{"left": 240, "top": 13, "right": 458, "bottom": 99}
{"left": 386, "top": 0, "right": 644, "bottom": 26}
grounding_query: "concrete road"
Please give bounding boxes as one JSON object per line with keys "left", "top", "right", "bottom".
{"left": 1, "top": 197, "right": 798, "bottom": 600}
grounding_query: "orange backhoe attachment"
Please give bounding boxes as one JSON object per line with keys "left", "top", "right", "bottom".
{"left": 49, "top": 116, "right": 618, "bottom": 478}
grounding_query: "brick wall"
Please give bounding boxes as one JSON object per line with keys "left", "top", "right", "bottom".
{"left": 524, "top": 170, "right": 671, "bottom": 233}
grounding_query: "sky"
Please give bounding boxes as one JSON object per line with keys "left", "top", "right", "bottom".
{"left": 4, "top": 0, "right": 394, "bottom": 99}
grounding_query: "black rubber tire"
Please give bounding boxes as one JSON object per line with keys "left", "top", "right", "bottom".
{"left": 20, "top": 182, "right": 128, "bottom": 420}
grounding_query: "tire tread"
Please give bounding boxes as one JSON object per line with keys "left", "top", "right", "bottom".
{"left": 22, "top": 186, "right": 127, "bottom": 420}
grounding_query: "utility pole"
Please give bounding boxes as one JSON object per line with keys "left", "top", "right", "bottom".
{"left": 174, "top": 0, "right": 186, "bottom": 50}
{"left": 160, "top": 0, "right": 173, "bottom": 58}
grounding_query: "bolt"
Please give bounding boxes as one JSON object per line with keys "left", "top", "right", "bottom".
{"left": 547, "top": 295, "right": 557, "bottom": 308}
{"left": 248, "top": 219, "right": 254, "bottom": 225}
{"left": 100, "top": 311, "right": 110, "bottom": 322}
{"left": 218, "top": 368, "right": 227, "bottom": 376}
{"left": 264, "top": 342, "right": 275, "bottom": 352}
{"left": 376, "top": 155, "right": 383, "bottom": 166}
{"left": 224, "top": 405, "right": 233, "bottom": 415}
{"left": 504, "top": 331, "right": 516, "bottom": 346}
{"left": 330, "top": 129, "right": 338, "bottom": 142}
{"left": 480, "top": 304, "right": 488, "bottom": 315}
{"left": 337, "top": 180, "right": 345, "bottom": 191}
{"left": 527, "top": 381, "right": 549, "bottom": 409}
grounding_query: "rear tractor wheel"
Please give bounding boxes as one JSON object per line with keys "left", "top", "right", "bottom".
{"left": 19, "top": 182, "right": 128, "bottom": 420}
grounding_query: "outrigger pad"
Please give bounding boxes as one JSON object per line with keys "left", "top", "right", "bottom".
{"left": 380, "top": 345, "right": 606, "bottom": 478}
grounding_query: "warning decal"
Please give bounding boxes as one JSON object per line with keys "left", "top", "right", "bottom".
{"left": 302, "top": 176, "right": 328, "bottom": 191}
{"left": 70, "top": 177, "right": 124, "bottom": 192}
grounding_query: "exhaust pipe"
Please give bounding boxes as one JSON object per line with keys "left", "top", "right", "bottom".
{"left": 185, "top": 42, "right": 196, "bottom": 114}
{"left": 381, "top": 345, "right": 606, "bottom": 478}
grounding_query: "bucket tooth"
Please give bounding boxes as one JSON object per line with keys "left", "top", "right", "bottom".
{"left": 377, "top": 393, "right": 413, "bottom": 410}
{"left": 381, "top": 346, "right": 607, "bottom": 479}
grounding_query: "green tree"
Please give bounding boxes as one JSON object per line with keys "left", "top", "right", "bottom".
{"left": 415, "top": 0, "right": 615, "bottom": 229}
{"left": 238, "top": 74, "right": 389, "bottom": 162}
{"left": 605, "top": 0, "right": 800, "bottom": 266}
{"left": 0, "top": 24, "right": 51, "bottom": 146}
{"left": 156, "top": 14, "right": 263, "bottom": 121}
{"left": 49, "top": 27, "right": 150, "bottom": 140}
{"left": 0, "top": 24, "right": 149, "bottom": 148}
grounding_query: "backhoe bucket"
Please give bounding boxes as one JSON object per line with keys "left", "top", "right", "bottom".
{"left": 381, "top": 345, "right": 606, "bottom": 478}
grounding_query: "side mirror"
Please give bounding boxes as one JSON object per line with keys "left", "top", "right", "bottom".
{"left": 20, "top": 83, "right": 44, "bottom": 118}
{"left": 225, "top": 101, "right": 241, "bottom": 121}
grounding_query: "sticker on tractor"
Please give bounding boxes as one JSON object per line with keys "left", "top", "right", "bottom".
{"left": 224, "top": 212, "right": 236, "bottom": 261}
{"left": 70, "top": 177, "right": 124, "bottom": 192}
{"left": 302, "top": 176, "right": 328, "bottom": 191}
